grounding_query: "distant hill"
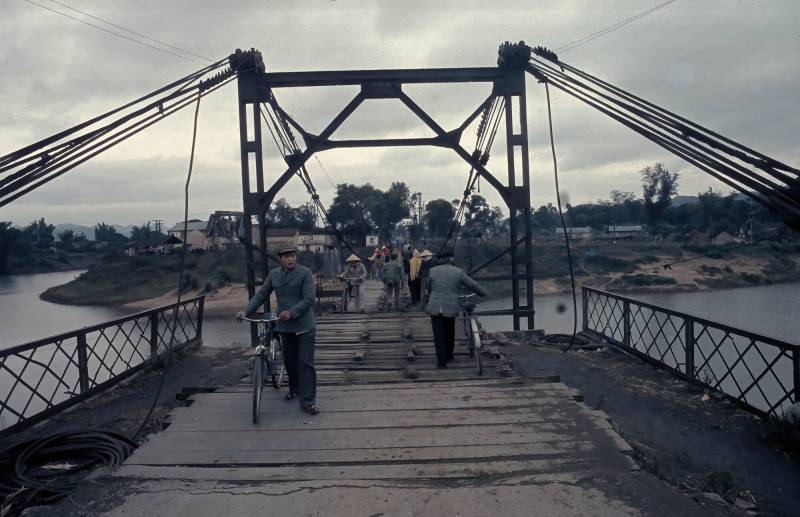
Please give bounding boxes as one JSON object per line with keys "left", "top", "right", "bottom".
{"left": 53, "top": 223, "right": 134, "bottom": 240}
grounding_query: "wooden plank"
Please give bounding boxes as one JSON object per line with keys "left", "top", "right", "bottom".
{"left": 164, "top": 410, "right": 614, "bottom": 433}
{"left": 127, "top": 441, "right": 597, "bottom": 466}
{"left": 114, "top": 457, "right": 607, "bottom": 481}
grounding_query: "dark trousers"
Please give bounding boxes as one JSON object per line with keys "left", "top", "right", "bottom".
{"left": 279, "top": 329, "right": 317, "bottom": 407}
{"left": 385, "top": 281, "right": 401, "bottom": 309}
{"left": 408, "top": 278, "right": 420, "bottom": 305}
{"left": 430, "top": 315, "right": 456, "bottom": 367}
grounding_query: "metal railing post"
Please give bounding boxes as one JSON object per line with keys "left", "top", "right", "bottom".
{"left": 623, "top": 300, "right": 630, "bottom": 348}
{"left": 196, "top": 297, "right": 205, "bottom": 340}
{"left": 149, "top": 311, "right": 159, "bottom": 361}
{"left": 76, "top": 332, "right": 89, "bottom": 394}
{"left": 581, "top": 287, "right": 589, "bottom": 331}
{"left": 685, "top": 316, "right": 695, "bottom": 379}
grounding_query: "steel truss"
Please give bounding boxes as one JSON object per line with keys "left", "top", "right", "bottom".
{"left": 230, "top": 44, "right": 536, "bottom": 337}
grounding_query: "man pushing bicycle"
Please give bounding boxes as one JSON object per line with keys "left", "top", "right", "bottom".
{"left": 236, "top": 247, "right": 319, "bottom": 415}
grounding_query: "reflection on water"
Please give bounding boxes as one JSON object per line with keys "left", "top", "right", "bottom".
{"left": 477, "top": 283, "right": 800, "bottom": 345}
{"left": 0, "top": 271, "right": 121, "bottom": 349}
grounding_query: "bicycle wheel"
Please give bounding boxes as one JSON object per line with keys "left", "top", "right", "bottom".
{"left": 252, "top": 354, "right": 263, "bottom": 424}
{"left": 465, "top": 316, "right": 475, "bottom": 358}
{"left": 475, "top": 343, "right": 483, "bottom": 376}
{"left": 342, "top": 286, "right": 350, "bottom": 313}
{"left": 270, "top": 337, "right": 284, "bottom": 389}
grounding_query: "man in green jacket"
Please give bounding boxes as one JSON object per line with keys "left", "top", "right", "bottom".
{"left": 236, "top": 247, "right": 319, "bottom": 414}
{"left": 425, "top": 251, "right": 486, "bottom": 368}
{"left": 383, "top": 252, "right": 404, "bottom": 310}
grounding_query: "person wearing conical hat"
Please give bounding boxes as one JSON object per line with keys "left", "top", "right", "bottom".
{"left": 339, "top": 254, "right": 368, "bottom": 311}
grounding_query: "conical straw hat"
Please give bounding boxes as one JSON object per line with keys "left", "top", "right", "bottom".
{"left": 345, "top": 254, "right": 361, "bottom": 262}
{"left": 418, "top": 249, "right": 433, "bottom": 258}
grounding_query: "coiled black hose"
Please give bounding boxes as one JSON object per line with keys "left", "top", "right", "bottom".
{"left": 0, "top": 430, "right": 135, "bottom": 515}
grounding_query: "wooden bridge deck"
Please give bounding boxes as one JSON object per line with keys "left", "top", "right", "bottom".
{"left": 99, "top": 281, "right": 654, "bottom": 516}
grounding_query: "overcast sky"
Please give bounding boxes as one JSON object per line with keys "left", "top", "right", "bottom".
{"left": 1, "top": 0, "right": 798, "bottom": 227}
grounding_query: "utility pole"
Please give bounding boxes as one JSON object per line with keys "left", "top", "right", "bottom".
{"left": 152, "top": 219, "right": 163, "bottom": 233}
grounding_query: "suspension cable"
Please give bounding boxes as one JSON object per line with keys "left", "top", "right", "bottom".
{"left": 542, "top": 82, "right": 579, "bottom": 353}
{"left": 439, "top": 96, "right": 504, "bottom": 254}
{"left": 0, "top": 59, "right": 232, "bottom": 207}
{"left": 525, "top": 46, "right": 800, "bottom": 230}
{"left": 262, "top": 98, "right": 367, "bottom": 260}
{"left": 133, "top": 91, "right": 202, "bottom": 440}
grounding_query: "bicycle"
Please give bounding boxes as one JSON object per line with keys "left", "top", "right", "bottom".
{"left": 239, "top": 314, "right": 286, "bottom": 424}
{"left": 459, "top": 294, "right": 483, "bottom": 376}
{"left": 339, "top": 277, "right": 354, "bottom": 313}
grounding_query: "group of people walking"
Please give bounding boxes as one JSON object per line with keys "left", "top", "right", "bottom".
{"left": 369, "top": 245, "right": 438, "bottom": 309}
{"left": 236, "top": 245, "right": 485, "bottom": 416}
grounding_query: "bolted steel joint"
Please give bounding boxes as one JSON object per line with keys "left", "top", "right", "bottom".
{"left": 497, "top": 41, "right": 531, "bottom": 69}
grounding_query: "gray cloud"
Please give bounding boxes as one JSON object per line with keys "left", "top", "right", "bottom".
{"left": 1, "top": 0, "right": 798, "bottom": 226}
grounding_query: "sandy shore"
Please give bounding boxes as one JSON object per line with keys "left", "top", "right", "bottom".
{"left": 117, "top": 253, "right": 800, "bottom": 315}
{"left": 121, "top": 284, "right": 277, "bottom": 318}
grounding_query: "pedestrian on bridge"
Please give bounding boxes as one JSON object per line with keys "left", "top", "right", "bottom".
{"left": 425, "top": 251, "right": 486, "bottom": 368}
{"left": 339, "top": 254, "right": 368, "bottom": 311}
{"left": 383, "top": 252, "right": 404, "bottom": 310}
{"left": 408, "top": 249, "right": 422, "bottom": 306}
{"left": 417, "top": 249, "right": 434, "bottom": 304}
{"left": 237, "top": 247, "right": 319, "bottom": 415}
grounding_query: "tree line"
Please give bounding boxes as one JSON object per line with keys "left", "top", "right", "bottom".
{"left": 531, "top": 163, "right": 789, "bottom": 240}
{"left": 3, "top": 161, "right": 793, "bottom": 275}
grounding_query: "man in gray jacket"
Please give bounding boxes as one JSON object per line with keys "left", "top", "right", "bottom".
{"left": 236, "top": 247, "right": 319, "bottom": 414}
{"left": 425, "top": 251, "right": 486, "bottom": 368}
{"left": 383, "top": 253, "right": 404, "bottom": 310}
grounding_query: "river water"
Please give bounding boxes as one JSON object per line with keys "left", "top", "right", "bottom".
{"left": 478, "top": 283, "right": 800, "bottom": 345}
{"left": 2, "top": 272, "right": 798, "bottom": 349}
{"left": 0, "top": 271, "right": 122, "bottom": 348}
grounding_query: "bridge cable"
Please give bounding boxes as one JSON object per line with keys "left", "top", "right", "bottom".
{"left": 133, "top": 91, "right": 202, "bottom": 441}
{"left": 542, "top": 81, "right": 580, "bottom": 353}
{"left": 438, "top": 96, "right": 504, "bottom": 255}
{"left": 555, "top": 0, "right": 680, "bottom": 54}
{"left": 0, "top": 58, "right": 225, "bottom": 170}
{"left": 0, "top": 74, "right": 233, "bottom": 207}
{"left": 20, "top": 0, "right": 202, "bottom": 63}
{"left": 260, "top": 100, "right": 368, "bottom": 261}
{"left": 0, "top": 59, "right": 232, "bottom": 207}
{"left": 525, "top": 48, "right": 800, "bottom": 230}
{"left": 45, "top": 0, "right": 213, "bottom": 62}
{"left": 0, "top": 74, "right": 208, "bottom": 517}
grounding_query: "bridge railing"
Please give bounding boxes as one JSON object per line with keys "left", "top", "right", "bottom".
{"left": 582, "top": 286, "right": 798, "bottom": 419}
{"left": 0, "top": 296, "right": 204, "bottom": 437}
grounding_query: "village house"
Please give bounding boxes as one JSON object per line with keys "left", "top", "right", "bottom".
{"left": 296, "top": 228, "right": 336, "bottom": 253}
{"left": 605, "top": 224, "right": 646, "bottom": 240}
{"left": 167, "top": 220, "right": 209, "bottom": 250}
{"left": 554, "top": 227, "right": 595, "bottom": 240}
{"left": 247, "top": 227, "right": 300, "bottom": 253}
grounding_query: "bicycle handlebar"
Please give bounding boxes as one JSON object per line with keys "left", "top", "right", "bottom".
{"left": 239, "top": 314, "right": 281, "bottom": 323}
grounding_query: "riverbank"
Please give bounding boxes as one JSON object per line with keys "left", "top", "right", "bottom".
{"left": 5, "top": 250, "right": 98, "bottom": 275}
{"left": 37, "top": 241, "right": 800, "bottom": 312}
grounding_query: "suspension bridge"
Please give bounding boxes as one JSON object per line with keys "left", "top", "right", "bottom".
{"left": 1, "top": 42, "right": 799, "bottom": 515}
